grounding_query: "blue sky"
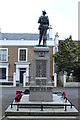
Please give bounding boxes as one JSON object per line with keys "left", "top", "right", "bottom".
{"left": 0, "top": 0, "right": 79, "bottom": 40}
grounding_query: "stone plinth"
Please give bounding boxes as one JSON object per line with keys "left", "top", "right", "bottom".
{"left": 29, "top": 47, "right": 53, "bottom": 101}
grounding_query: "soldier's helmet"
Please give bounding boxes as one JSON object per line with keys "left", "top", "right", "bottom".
{"left": 42, "top": 10, "right": 47, "bottom": 15}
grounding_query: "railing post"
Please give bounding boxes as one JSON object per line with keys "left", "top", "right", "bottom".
{"left": 41, "top": 104, "right": 43, "bottom": 111}
{"left": 13, "top": 72, "right": 16, "bottom": 87}
{"left": 11, "top": 104, "right": 13, "bottom": 108}
{"left": 54, "top": 73, "right": 57, "bottom": 87}
{"left": 17, "top": 105, "right": 19, "bottom": 111}
{"left": 23, "top": 73, "right": 26, "bottom": 87}
{"left": 65, "top": 105, "right": 67, "bottom": 111}
{"left": 26, "top": 65, "right": 29, "bottom": 83}
{"left": 71, "top": 103, "right": 73, "bottom": 108}
{"left": 63, "top": 74, "right": 66, "bottom": 87}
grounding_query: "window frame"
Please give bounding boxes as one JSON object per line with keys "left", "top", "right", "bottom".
{"left": 0, "top": 68, "right": 6, "bottom": 79}
{"left": 0, "top": 48, "right": 8, "bottom": 62}
{"left": 18, "top": 48, "right": 28, "bottom": 62}
{"left": 0, "top": 63, "right": 9, "bottom": 82}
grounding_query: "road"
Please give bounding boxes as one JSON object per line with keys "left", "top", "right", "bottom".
{"left": 0, "top": 87, "right": 80, "bottom": 119}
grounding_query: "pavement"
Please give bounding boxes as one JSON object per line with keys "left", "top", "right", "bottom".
{"left": 0, "top": 86, "right": 80, "bottom": 119}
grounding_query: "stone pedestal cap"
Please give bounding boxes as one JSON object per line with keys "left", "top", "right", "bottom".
{"left": 34, "top": 47, "right": 49, "bottom": 52}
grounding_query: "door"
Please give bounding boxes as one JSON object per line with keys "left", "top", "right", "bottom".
{"left": 20, "top": 68, "right": 26, "bottom": 83}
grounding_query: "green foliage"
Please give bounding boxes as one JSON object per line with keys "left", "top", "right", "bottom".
{"left": 53, "top": 35, "right": 80, "bottom": 80}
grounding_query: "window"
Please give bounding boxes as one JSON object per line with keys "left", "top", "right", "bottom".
{"left": 0, "top": 68, "right": 6, "bottom": 79}
{"left": 18, "top": 48, "right": 28, "bottom": 62}
{"left": 0, "top": 48, "right": 8, "bottom": 62}
{"left": 20, "top": 49, "right": 26, "bottom": 61}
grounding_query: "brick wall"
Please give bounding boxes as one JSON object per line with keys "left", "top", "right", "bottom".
{"left": 0, "top": 46, "right": 53, "bottom": 80}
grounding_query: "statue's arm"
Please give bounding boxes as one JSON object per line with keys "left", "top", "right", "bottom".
{"left": 38, "top": 17, "right": 41, "bottom": 23}
{"left": 47, "top": 17, "right": 49, "bottom": 26}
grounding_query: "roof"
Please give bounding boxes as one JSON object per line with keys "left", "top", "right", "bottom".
{"left": 0, "top": 33, "right": 49, "bottom": 40}
{"left": 2, "top": 33, "right": 39, "bottom": 40}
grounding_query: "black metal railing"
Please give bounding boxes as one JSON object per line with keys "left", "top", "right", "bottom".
{"left": 10, "top": 92, "right": 74, "bottom": 112}
{"left": 10, "top": 102, "right": 74, "bottom": 111}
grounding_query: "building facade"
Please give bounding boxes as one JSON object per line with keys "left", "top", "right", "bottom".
{"left": 0, "top": 32, "right": 58, "bottom": 84}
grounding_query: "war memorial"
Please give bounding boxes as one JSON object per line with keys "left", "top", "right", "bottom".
{"left": 2, "top": 11, "right": 79, "bottom": 120}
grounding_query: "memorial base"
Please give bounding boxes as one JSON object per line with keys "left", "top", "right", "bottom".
{"left": 29, "top": 86, "right": 53, "bottom": 101}
{"left": 29, "top": 47, "right": 53, "bottom": 101}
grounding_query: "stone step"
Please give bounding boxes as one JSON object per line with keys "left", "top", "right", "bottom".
{"left": 5, "top": 110, "right": 78, "bottom": 117}
{"left": 4, "top": 94, "right": 79, "bottom": 120}
{"left": 6, "top": 116, "right": 79, "bottom": 120}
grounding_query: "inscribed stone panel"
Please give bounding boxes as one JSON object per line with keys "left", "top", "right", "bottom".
{"left": 36, "top": 60, "right": 46, "bottom": 77}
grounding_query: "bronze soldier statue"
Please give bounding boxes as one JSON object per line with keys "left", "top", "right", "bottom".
{"left": 38, "top": 10, "right": 49, "bottom": 46}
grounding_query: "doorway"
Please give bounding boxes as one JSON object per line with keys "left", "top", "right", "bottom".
{"left": 20, "top": 68, "right": 26, "bottom": 83}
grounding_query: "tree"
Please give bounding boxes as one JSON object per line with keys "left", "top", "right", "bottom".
{"left": 53, "top": 35, "right": 80, "bottom": 81}
{"left": 73, "top": 46, "right": 80, "bottom": 81}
